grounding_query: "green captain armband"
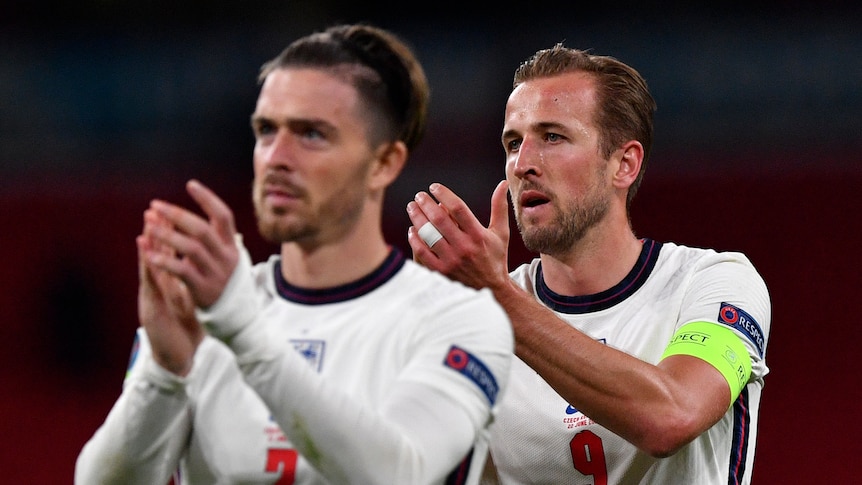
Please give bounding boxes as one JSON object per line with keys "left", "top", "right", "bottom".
{"left": 661, "top": 321, "right": 752, "bottom": 403}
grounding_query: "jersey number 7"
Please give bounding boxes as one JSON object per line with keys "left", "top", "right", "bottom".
{"left": 266, "top": 448, "right": 298, "bottom": 484}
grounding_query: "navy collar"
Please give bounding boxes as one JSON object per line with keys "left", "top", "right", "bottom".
{"left": 536, "top": 239, "right": 662, "bottom": 314}
{"left": 274, "top": 246, "right": 406, "bottom": 305}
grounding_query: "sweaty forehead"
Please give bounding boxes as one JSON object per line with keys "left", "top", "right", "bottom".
{"left": 505, "top": 72, "right": 597, "bottom": 126}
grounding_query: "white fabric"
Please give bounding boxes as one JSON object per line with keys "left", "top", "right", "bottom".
{"left": 418, "top": 222, "right": 444, "bottom": 247}
{"left": 490, "top": 240, "right": 771, "bottom": 485}
{"left": 76, "top": 245, "right": 513, "bottom": 485}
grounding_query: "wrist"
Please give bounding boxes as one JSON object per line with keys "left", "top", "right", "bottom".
{"left": 490, "top": 276, "right": 521, "bottom": 307}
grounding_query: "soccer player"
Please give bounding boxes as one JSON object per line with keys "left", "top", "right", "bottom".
{"left": 75, "top": 24, "right": 513, "bottom": 485}
{"left": 406, "top": 44, "right": 771, "bottom": 484}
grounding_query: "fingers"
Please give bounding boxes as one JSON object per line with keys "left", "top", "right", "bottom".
{"left": 137, "top": 214, "right": 174, "bottom": 290}
{"left": 409, "top": 183, "right": 473, "bottom": 239}
{"left": 137, "top": 209, "right": 204, "bottom": 376}
{"left": 141, "top": 207, "right": 203, "bottom": 280}
{"left": 148, "top": 180, "right": 236, "bottom": 263}
{"left": 148, "top": 199, "right": 211, "bottom": 253}
{"left": 406, "top": 182, "right": 485, "bottom": 271}
{"left": 146, "top": 181, "right": 235, "bottom": 268}
{"left": 408, "top": 182, "right": 487, "bottom": 250}
{"left": 406, "top": 189, "right": 453, "bottom": 256}
{"left": 425, "top": 183, "right": 485, "bottom": 234}
{"left": 406, "top": 205, "right": 438, "bottom": 266}
{"left": 185, "top": 179, "right": 237, "bottom": 246}
{"left": 138, "top": 223, "right": 184, "bottom": 301}
{"left": 406, "top": 192, "right": 448, "bottom": 267}
{"left": 136, "top": 234, "right": 157, "bottom": 294}
{"left": 139, "top": 180, "right": 240, "bottom": 308}
{"left": 417, "top": 222, "right": 444, "bottom": 247}
{"left": 405, "top": 181, "right": 512, "bottom": 290}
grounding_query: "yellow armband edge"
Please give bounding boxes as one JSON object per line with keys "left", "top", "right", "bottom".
{"left": 661, "top": 321, "right": 752, "bottom": 405}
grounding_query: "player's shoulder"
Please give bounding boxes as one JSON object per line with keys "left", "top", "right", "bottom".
{"left": 658, "top": 240, "right": 769, "bottom": 308}
{"left": 658, "top": 240, "right": 758, "bottom": 272}
{"left": 508, "top": 257, "right": 540, "bottom": 278}
{"left": 398, "top": 258, "right": 479, "bottom": 293}
{"left": 398, "top": 260, "right": 513, "bottom": 346}
{"left": 252, "top": 254, "right": 280, "bottom": 276}
{"left": 398, "top": 259, "right": 503, "bottom": 309}
{"left": 250, "top": 254, "right": 281, "bottom": 294}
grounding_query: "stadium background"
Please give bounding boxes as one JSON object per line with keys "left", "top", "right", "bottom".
{"left": 2, "top": 1, "right": 860, "bottom": 482}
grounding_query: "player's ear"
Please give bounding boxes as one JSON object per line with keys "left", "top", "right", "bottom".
{"left": 612, "top": 140, "right": 643, "bottom": 190}
{"left": 369, "top": 140, "right": 407, "bottom": 191}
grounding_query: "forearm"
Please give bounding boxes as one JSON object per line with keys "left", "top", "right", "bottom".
{"left": 235, "top": 337, "right": 476, "bottom": 484}
{"left": 493, "top": 280, "right": 700, "bottom": 455}
{"left": 75, "top": 355, "right": 191, "bottom": 484}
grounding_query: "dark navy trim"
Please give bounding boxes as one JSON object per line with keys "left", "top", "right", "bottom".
{"left": 536, "top": 239, "right": 662, "bottom": 314}
{"left": 273, "top": 246, "right": 406, "bottom": 305}
{"left": 445, "top": 446, "right": 474, "bottom": 485}
{"left": 728, "top": 387, "right": 751, "bottom": 485}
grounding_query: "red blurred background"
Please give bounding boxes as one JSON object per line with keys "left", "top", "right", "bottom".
{"left": 2, "top": 164, "right": 859, "bottom": 483}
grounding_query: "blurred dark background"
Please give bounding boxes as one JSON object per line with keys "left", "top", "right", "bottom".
{"left": 2, "top": 1, "right": 860, "bottom": 483}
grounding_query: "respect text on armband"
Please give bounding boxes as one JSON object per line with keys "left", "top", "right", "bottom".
{"left": 668, "top": 331, "right": 710, "bottom": 345}
{"left": 444, "top": 345, "right": 499, "bottom": 405}
{"left": 717, "top": 302, "right": 765, "bottom": 357}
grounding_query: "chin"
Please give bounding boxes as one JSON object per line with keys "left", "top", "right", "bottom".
{"left": 255, "top": 221, "right": 280, "bottom": 244}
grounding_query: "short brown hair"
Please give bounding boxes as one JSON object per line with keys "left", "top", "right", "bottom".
{"left": 260, "top": 24, "right": 429, "bottom": 152}
{"left": 514, "top": 44, "right": 656, "bottom": 209}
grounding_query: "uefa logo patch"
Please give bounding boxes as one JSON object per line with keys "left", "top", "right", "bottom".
{"left": 444, "top": 345, "right": 499, "bottom": 405}
{"left": 717, "top": 302, "right": 765, "bottom": 358}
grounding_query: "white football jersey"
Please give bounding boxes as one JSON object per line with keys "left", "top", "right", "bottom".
{"left": 76, "top": 248, "right": 513, "bottom": 485}
{"left": 490, "top": 239, "right": 770, "bottom": 485}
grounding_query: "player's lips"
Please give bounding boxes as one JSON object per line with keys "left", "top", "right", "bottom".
{"left": 262, "top": 185, "right": 301, "bottom": 207}
{"left": 515, "top": 187, "right": 552, "bottom": 222}
{"left": 260, "top": 174, "right": 304, "bottom": 206}
{"left": 263, "top": 185, "right": 298, "bottom": 198}
{"left": 518, "top": 189, "right": 550, "bottom": 210}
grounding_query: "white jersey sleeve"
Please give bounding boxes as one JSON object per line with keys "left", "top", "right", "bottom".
{"left": 75, "top": 328, "right": 191, "bottom": 485}
{"left": 678, "top": 249, "right": 771, "bottom": 380}
{"left": 196, "top": 249, "right": 514, "bottom": 485}
{"left": 77, "top": 327, "right": 300, "bottom": 485}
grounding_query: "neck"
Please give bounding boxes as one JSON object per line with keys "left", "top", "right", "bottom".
{"left": 539, "top": 224, "right": 643, "bottom": 297}
{"left": 278, "top": 214, "right": 391, "bottom": 290}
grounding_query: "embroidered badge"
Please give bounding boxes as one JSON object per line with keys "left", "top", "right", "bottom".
{"left": 717, "top": 302, "right": 765, "bottom": 358}
{"left": 444, "top": 345, "right": 499, "bottom": 405}
{"left": 291, "top": 339, "right": 326, "bottom": 372}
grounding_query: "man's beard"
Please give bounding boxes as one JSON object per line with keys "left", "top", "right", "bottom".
{"left": 254, "top": 203, "right": 316, "bottom": 244}
{"left": 251, "top": 175, "right": 312, "bottom": 244}
{"left": 516, "top": 186, "right": 610, "bottom": 257}
{"left": 252, "top": 178, "right": 366, "bottom": 246}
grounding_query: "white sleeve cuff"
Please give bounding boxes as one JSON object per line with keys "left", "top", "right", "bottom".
{"left": 194, "top": 234, "right": 260, "bottom": 344}
{"left": 141, "top": 355, "right": 188, "bottom": 393}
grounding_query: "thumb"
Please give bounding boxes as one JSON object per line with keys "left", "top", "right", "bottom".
{"left": 488, "top": 180, "right": 511, "bottom": 244}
